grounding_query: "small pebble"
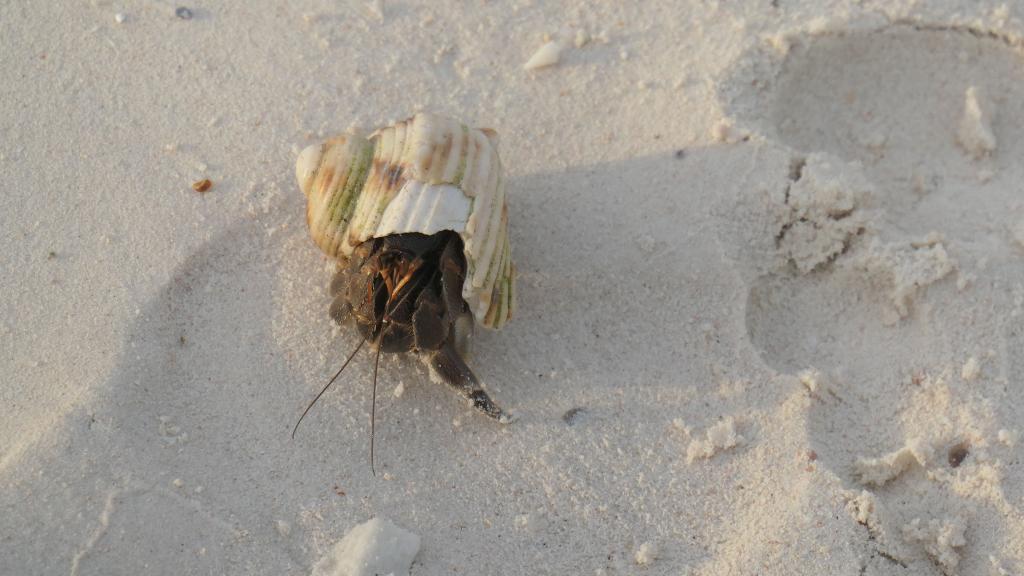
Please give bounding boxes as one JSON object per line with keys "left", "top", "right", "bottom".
{"left": 998, "top": 429, "right": 1018, "bottom": 447}
{"left": 635, "top": 541, "right": 658, "bottom": 566}
{"left": 573, "top": 29, "right": 590, "bottom": 48}
{"left": 275, "top": 520, "right": 292, "bottom": 537}
{"left": 192, "top": 178, "right": 213, "bottom": 193}
{"left": 175, "top": 6, "right": 193, "bottom": 20}
{"left": 114, "top": 13, "right": 127, "bottom": 24}
{"left": 947, "top": 442, "right": 969, "bottom": 468}
{"left": 961, "top": 356, "right": 981, "bottom": 381}
{"left": 562, "top": 407, "right": 586, "bottom": 425}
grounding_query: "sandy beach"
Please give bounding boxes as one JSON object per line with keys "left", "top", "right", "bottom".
{"left": 3, "top": 1, "right": 1024, "bottom": 574}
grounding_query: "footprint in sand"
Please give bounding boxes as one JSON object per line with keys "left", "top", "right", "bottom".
{"left": 722, "top": 25, "right": 1024, "bottom": 573}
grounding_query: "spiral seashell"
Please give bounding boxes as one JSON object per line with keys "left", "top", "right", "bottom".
{"left": 295, "top": 113, "right": 515, "bottom": 329}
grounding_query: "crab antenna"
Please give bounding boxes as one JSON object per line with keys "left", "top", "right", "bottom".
{"left": 370, "top": 330, "right": 384, "bottom": 477}
{"left": 366, "top": 254, "right": 440, "bottom": 477}
{"left": 292, "top": 338, "right": 366, "bottom": 439}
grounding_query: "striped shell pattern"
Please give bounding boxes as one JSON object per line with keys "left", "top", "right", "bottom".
{"left": 295, "top": 113, "right": 515, "bottom": 329}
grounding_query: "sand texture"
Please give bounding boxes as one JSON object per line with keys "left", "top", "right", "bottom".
{"left": 3, "top": 1, "right": 1024, "bottom": 574}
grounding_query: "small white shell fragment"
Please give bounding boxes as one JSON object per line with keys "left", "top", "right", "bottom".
{"left": 997, "top": 429, "right": 1017, "bottom": 447}
{"left": 311, "top": 517, "right": 420, "bottom": 576}
{"left": 798, "top": 368, "right": 831, "bottom": 394}
{"left": 961, "top": 356, "right": 981, "bottom": 381}
{"left": 275, "top": 519, "right": 292, "bottom": 537}
{"left": 671, "top": 418, "right": 691, "bottom": 434}
{"left": 957, "top": 86, "right": 997, "bottom": 159}
{"left": 634, "top": 541, "right": 658, "bottom": 566}
{"left": 573, "top": 29, "right": 590, "bottom": 48}
{"left": 524, "top": 40, "right": 563, "bottom": 70}
{"left": 114, "top": 12, "right": 127, "bottom": 24}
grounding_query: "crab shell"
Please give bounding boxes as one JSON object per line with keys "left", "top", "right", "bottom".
{"left": 295, "top": 113, "right": 515, "bottom": 329}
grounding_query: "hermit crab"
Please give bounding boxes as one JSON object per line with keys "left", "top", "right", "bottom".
{"left": 291, "top": 113, "right": 516, "bottom": 470}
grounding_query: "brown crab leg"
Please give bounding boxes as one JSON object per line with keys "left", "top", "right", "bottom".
{"left": 426, "top": 341, "right": 510, "bottom": 423}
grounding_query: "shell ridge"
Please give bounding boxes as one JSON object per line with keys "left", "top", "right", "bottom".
{"left": 499, "top": 223, "right": 514, "bottom": 325}
{"left": 464, "top": 132, "right": 496, "bottom": 287}
{"left": 471, "top": 150, "right": 503, "bottom": 289}
{"left": 505, "top": 260, "right": 516, "bottom": 326}
{"left": 479, "top": 203, "right": 507, "bottom": 305}
{"left": 324, "top": 139, "right": 374, "bottom": 255}
{"left": 463, "top": 131, "right": 498, "bottom": 294}
{"left": 350, "top": 127, "right": 397, "bottom": 251}
{"left": 482, "top": 232, "right": 505, "bottom": 325}
{"left": 487, "top": 235, "right": 511, "bottom": 327}
{"left": 309, "top": 144, "right": 345, "bottom": 244}
{"left": 368, "top": 122, "right": 409, "bottom": 239}
{"left": 369, "top": 125, "right": 400, "bottom": 230}
{"left": 437, "top": 118, "right": 462, "bottom": 183}
{"left": 410, "top": 113, "right": 441, "bottom": 181}
{"left": 453, "top": 125, "right": 470, "bottom": 186}
{"left": 477, "top": 195, "right": 512, "bottom": 327}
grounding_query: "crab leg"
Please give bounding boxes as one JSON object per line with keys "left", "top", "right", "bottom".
{"left": 425, "top": 341, "right": 510, "bottom": 423}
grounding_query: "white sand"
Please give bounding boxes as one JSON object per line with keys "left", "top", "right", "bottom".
{"left": 3, "top": 1, "right": 1024, "bottom": 575}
